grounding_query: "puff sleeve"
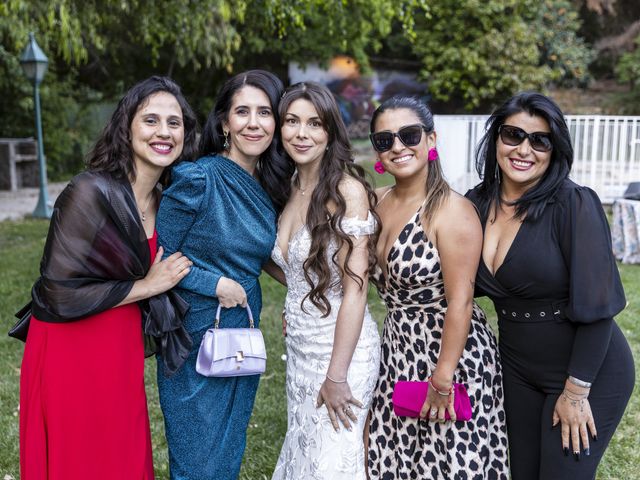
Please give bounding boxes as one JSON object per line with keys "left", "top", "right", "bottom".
{"left": 339, "top": 212, "right": 377, "bottom": 238}
{"left": 157, "top": 161, "right": 222, "bottom": 297}
{"left": 558, "top": 186, "right": 626, "bottom": 381}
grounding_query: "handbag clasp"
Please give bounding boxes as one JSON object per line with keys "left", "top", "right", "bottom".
{"left": 236, "top": 350, "right": 245, "bottom": 362}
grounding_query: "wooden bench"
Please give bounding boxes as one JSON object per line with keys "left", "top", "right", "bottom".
{"left": 0, "top": 138, "right": 39, "bottom": 191}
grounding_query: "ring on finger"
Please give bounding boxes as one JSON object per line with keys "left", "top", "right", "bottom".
{"left": 429, "top": 407, "right": 438, "bottom": 417}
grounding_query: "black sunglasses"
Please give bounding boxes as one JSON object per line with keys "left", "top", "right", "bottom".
{"left": 370, "top": 124, "right": 431, "bottom": 152}
{"left": 498, "top": 125, "right": 553, "bottom": 153}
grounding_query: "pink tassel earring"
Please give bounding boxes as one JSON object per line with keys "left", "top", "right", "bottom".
{"left": 374, "top": 161, "right": 385, "bottom": 174}
{"left": 428, "top": 147, "right": 439, "bottom": 162}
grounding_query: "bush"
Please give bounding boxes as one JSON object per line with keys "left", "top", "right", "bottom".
{"left": 615, "top": 34, "right": 640, "bottom": 113}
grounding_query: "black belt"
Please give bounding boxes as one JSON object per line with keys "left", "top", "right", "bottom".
{"left": 494, "top": 302, "right": 567, "bottom": 324}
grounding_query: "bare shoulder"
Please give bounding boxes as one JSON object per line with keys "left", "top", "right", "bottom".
{"left": 338, "top": 174, "right": 368, "bottom": 202}
{"left": 441, "top": 190, "right": 479, "bottom": 216}
{"left": 338, "top": 175, "right": 370, "bottom": 217}
{"left": 434, "top": 191, "right": 481, "bottom": 238}
{"left": 374, "top": 185, "right": 393, "bottom": 205}
{"left": 375, "top": 185, "right": 393, "bottom": 197}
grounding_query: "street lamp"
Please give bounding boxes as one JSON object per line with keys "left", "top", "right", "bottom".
{"left": 20, "top": 32, "right": 51, "bottom": 219}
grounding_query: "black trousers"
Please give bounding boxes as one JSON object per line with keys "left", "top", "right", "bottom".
{"left": 499, "top": 320, "right": 634, "bottom": 480}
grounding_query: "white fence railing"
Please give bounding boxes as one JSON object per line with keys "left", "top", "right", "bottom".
{"left": 435, "top": 115, "right": 640, "bottom": 203}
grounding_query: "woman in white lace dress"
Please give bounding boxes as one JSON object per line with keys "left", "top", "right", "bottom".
{"left": 270, "top": 82, "right": 381, "bottom": 480}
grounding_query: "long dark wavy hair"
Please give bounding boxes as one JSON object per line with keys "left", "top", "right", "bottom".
{"left": 86, "top": 76, "right": 198, "bottom": 185}
{"left": 199, "top": 70, "right": 293, "bottom": 212}
{"left": 370, "top": 95, "right": 450, "bottom": 227}
{"left": 280, "top": 82, "right": 380, "bottom": 317}
{"left": 474, "top": 91, "right": 572, "bottom": 221}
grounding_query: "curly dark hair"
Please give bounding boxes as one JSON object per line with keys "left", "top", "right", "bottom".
{"left": 474, "top": 91, "right": 572, "bottom": 221}
{"left": 199, "top": 70, "right": 294, "bottom": 212}
{"left": 279, "top": 81, "right": 380, "bottom": 317}
{"left": 86, "top": 76, "right": 198, "bottom": 185}
{"left": 370, "top": 95, "right": 450, "bottom": 227}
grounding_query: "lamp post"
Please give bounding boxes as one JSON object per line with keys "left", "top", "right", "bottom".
{"left": 20, "top": 32, "right": 51, "bottom": 219}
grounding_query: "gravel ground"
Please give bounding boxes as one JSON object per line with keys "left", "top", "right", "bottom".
{"left": 0, "top": 182, "right": 68, "bottom": 222}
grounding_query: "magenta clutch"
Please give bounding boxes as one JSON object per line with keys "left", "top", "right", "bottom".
{"left": 392, "top": 381, "right": 473, "bottom": 421}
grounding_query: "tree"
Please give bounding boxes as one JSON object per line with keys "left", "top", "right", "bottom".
{"left": 616, "top": 35, "right": 640, "bottom": 87}
{"left": 240, "top": 0, "right": 426, "bottom": 69}
{"left": 534, "top": 0, "right": 594, "bottom": 86}
{"left": 407, "top": 0, "right": 592, "bottom": 110}
{"left": 1, "top": 0, "right": 242, "bottom": 70}
{"left": 614, "top": 34, "right": 640, "bottom": 113}
{"left": 1, "top": 0, "right": 423, "bottom": 96}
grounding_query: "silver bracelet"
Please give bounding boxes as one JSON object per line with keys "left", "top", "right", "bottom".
{"left": 326, "top": 373, "right": 347, "bottom": 384}
{"left": 562, "top": 390, "right": 588, "bottom": 403}
{"left": 568, "top": 375, "right": 592, "bottom": 389}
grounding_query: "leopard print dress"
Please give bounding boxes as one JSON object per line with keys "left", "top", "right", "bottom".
{"left": 368, "top": 203, "right": 509, "bottom": 480}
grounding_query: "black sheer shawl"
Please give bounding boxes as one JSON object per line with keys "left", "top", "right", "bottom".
{"left": 26, "top": 171, "right": 191, "bottom": 376}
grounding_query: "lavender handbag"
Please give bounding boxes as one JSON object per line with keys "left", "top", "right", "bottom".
{"left": 195, "top": 304, "right": 267, "bottom": 377}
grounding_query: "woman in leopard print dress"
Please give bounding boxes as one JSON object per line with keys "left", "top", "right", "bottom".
{"left": 367, "top": 96, "right": 509, "bottom": 479}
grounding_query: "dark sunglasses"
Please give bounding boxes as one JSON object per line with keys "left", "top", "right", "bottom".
{"left": 370, "top": 124, "right": 431, "bottom": 152}
{"left": 498, "top": 124, "right": 553, "bottom": 153}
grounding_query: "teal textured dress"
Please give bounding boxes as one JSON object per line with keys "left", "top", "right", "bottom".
{"left": 156, "top": 155, "right": 277, "bottom": 480}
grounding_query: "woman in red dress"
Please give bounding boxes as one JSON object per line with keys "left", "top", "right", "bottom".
{"left": 18, "top": 76, "right": 197, "bottom": 480}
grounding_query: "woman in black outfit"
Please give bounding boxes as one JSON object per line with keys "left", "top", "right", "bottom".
{"left": 466, "top": 91, "right": 634, "bottom": 479}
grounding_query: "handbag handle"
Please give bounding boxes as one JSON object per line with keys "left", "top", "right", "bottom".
{"left": 214, "top": 304, "right": 255, "bottom": 329}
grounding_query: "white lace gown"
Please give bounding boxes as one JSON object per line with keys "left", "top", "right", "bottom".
{"left": 271, "top": 213, "right": 381, "bottom": 480}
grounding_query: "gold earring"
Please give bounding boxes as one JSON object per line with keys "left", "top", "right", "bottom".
{"left": 223, "top": 131, "right": 230, "bottom": 150}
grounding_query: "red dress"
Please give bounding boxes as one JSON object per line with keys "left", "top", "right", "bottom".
{"left": 19, "top": 233, "right": 157, "bottom": 480}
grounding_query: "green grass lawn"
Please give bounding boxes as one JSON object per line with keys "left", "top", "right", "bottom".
{"left": 1, "top": 217, "right": 638, "bottom": 479}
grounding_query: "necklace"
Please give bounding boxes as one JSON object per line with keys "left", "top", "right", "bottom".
{"left": 293, "top": 173, "right": 317, "bottom": 196}
{"left": 296, "top": 182, "right": 317, "bottom": 196}
{"left": 138, "top": 192, "right": 154, "bottom": 222}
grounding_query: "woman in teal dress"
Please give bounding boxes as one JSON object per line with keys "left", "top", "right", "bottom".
{"left": 156, "top": 70, "right": 292, "bottom": 480}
